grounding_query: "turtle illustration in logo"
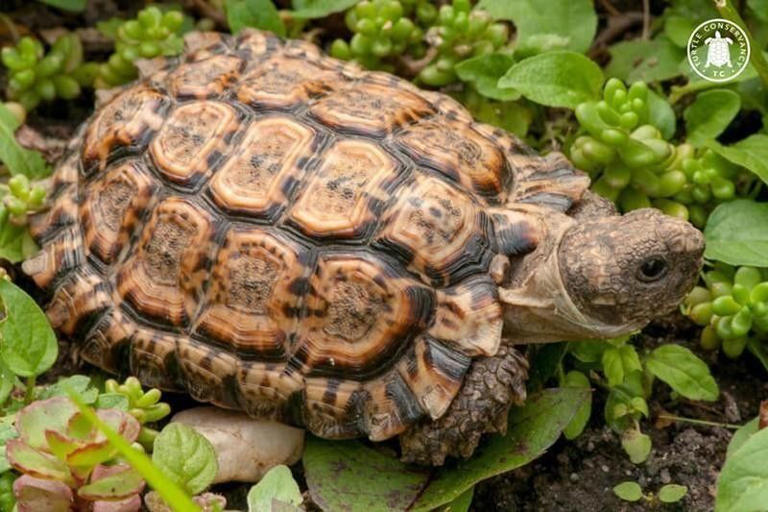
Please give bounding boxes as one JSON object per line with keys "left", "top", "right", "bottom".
{"left": 704, "top": 30, "right": 733, "bottom": 68}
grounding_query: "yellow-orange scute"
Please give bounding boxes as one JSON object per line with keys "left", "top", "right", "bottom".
{"left": 24, "top": 30, "right": 589, "bottom": 443}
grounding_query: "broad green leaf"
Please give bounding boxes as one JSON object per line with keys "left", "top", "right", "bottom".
{"left": 225, "top": 0, "right": 286, "bottom": 36}
{"left": 36, "top": 0, "right": 87, "bottom": 11}
{"left": 613, "top": 481, "right": 642, "bottom": 502}
{"left": 0, "top": 359, "right": 14, "bottom": 406}
{"left": 0, "top": 280, "right": 58, "bottom": 378}
{"left": 304, "top": 439, "right": 429, "bottom": 512}
{"left": 707, "top": 134, "right": 768, "bottom": 185}
{"left": 0, "top": 415, "right": 19, "bottom": 473}
{"left": 290, "top": 0, "right": 358, "bottom": 19}
{"left": 15, "top": 397, "right": 76, "bottom": 450}
{"left": 38, "top": 375, "right": 98, "bottom": 404}
{"left": 562, "top": 371, "right": 591, "bottom": 440}
{"left": 684, "top": 90, "right": 741, "bottom": 146}
{"left": 664, "top": 15, "right": 696, "bottom": 47}
{"left": 94, "top": 393, "right": 130, "bottom": 411}
{"left": 152, "top": 423, "right": 218, "bottom": 496}
{"left": 716, "top": 426, "right": 768, "bottom": 511}
{"left": 658, "top": 484, "right": 688, "bottom": 503}
{"left": 606, "top": 37, "right": 685, "bottom": 83}
{"left": 0, "top": 218, "right": 38, "bottom": 263}
{"left": 247, "top": 465, "right": 302, "bottom": 512}
{"left": 0, "top": 104, "right": 50, "bottom": 179}
{"left": 748, "top": 0, "right": 768, "bottom": 21}
{"left": 410, "top": 388, "right": 590, "bottom": 511}
{"left": 621, "top": 429, "right": 651, "bottom": 464}
{"left": 442, "top": 487, "right": 473, "bottom": 512}
{"left": 454, "top": 54, "right": 520, "bottom": 101}
{"left": 647, "top": 89, "right": 676, "bottom": 140}
{"left": 476, "top": 0, "right": 597, "bottom": 53}
{"left": 568, "top": 340, "right": 607, "bottom": 363}
{"left": 602, "top": 348, "right": 624, "bottom": 387}
{"left": 645, "top": 344, "right": 718, "bottom": 401}
{"left": 704, "top": 200, "right": 768, "bottom": 266}
{"left": 78, "top": 466, "right": 144, "bottom": 500}
{"left": 5, "top": 440, "right": 71, "bottom": 482}
{"left": 619, "top": 346, "right": 642, "bottom": 375}
{"left": 498, "top": 51, "right": 603, "bottom": 109}
{"left": 727, "top": 418, "right": 759, "bottom": 459}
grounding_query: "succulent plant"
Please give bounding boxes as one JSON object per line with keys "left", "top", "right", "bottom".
{"left": 103, "top": 377, "right": 170, "bottom": 448}
{"left": 1, "top": 174, "right": 47, "bottom": 227}
{"left": 6, "top": 397, "right": 145, "bottom": 512}
{"left": 1, "top": 34, "right": 98, "bottom": 111}
{"left": 97, "top": 7, "right": 185, "bottom": 88}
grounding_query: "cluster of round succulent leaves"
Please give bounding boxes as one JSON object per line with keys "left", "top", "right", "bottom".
{"left": 105, "top": 377, "right": 171, "bottom": 447}
{"left": 683, "top": 265, "right": 768, "bottom": 358}
{"left": 97, "top": 7, "right": 184, "bottom": 88}
{"left": 1, "top": 34, "right": 98, "bottom": 110}
{"left": 330, "top": 0, "right": 507, "bottom": 84}
{"left": 1, "top": 174, "right": 46, "bottom": 226}
{"left": 570, "top": 79, "right": 755, "bottom": 227}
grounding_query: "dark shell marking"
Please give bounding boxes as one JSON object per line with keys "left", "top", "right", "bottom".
{"left": 25, "top": 30, "right": 588, "bottom": 441}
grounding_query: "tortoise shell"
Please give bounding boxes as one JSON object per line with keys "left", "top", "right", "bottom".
{"left": 24, "top": 30, "right": 588, "bottom": 442}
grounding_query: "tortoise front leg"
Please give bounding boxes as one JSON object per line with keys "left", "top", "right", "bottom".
{"left": 399, "top": 345, "right": 528, "bottom": 466}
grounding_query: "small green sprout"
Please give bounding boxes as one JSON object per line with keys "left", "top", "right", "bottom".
{"left": 1, "top": 34, "right": 98, "bottom": 111}
{"left": 104, "top": 377, "right": 171, "bottom": 448}
{"left": 613, "top": 481, "right": 688, "bottom": 504}
{"left": 0, "top": 175, "right": 46, "bottom": 227}
{"left": 97, "top": 7, "right": 185, "bottom": 88}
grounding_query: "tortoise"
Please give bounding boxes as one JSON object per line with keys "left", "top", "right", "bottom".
{"left": 22, "top": 29, "right": 704, "bottom": 465}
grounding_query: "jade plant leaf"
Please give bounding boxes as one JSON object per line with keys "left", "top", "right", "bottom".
{"left": 5, "top": 439, "right": 71, "bottom": 483}
{"left": 78, "top": 464, "right": 145, "bottom": 500}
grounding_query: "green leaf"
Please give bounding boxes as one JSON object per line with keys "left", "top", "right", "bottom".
{"left": 96, "top": 18, "right": 125, "bottom": 39}
{"left": 568, "top": 340, "right": 607, "bottom": 363}
{"left": 225, "top": 0, "right": 286, "bottom": 36}
{"left": 658, "top": 484, "right": 688, "bottom": 503}
{"left": 716, "top": 426, "right": 768, "bottom": 511}
{"left": 410, "top": 388, "right": 590, "bottom": 511}
{"left": 613, "top": 481, "right": 643, "bottom": 502}
{"left": 0, "top": 104, "right": 50, "bottom": 179}
{"left": 247, "top": 465, "right": 302, "bottom": 512}
{"left": 645, "top": 344, "right": 718, "bottom": 401}
{"left": 476, "top": 0, "right": 597, "bottom": 53}
{"left": 621, "top": 429, "right": 651, "bottom": 464}
{"left": 304, "top": 439, "right": 429, "bottom": 512}
{"left": 602, "top": 348, "right": 624, "bottom": 387}
{"left": 0, "top": 359, "right": 14, "bottom": 406}
{"left": 704, "top": 200, "right": 768, "bottom": 267}
{"left": 442, "top": 487, "right": 473, "bottom": 512}
{"left": 5, "top": 440, "right": 71, "bottom": 482}
{"left": 748, "top": 0, "right": 768, "bottom": 21}
{"left": 647, "top": 89, "right": 676, "bottom": 140}
{"left": 94, "top": 393, "right": 129, "bottom": 411}
{"left": 707, "top": 134, "right": 768, "bottom": 185}
{"left": 606, "top": 37, "right": 685, "bottom": 83}
{"left": 665, "top": 15, "right": 696, "bottom": 47}
{"left": 455, "top": 54, "right": 520, "bottom": 101}
{"left": 684, "top": 90, "right": 741, "bottom": 146}
{"left": 727, "top": 418, "right": 759, "bottom": 459}
{"left": 0, "top": 415, "right": 19, "bottom": 473}
{"left": 290, "top": 0, "right": 358, "bottom": 19}
{"left": 152, "top": 423, "right": 218, "bottom": 496}
{"left": 36, "top": 0, "right": 86, "bottom": 12}
{"left": 78, "top": 466, "right": 144, "bottom": 500}
{"left": 498, "top": 51, "right": 603, "bottom": 109}
{"left": 526, "top": 342, "right": 567, "bottom": 390}
{"left": 15, "top": 397, "right": 77, "bottom": 450}
{"left": 0, "top": 280, "right": 58, "bottom": 378}
{"left": 562, "top": 371, "right": 592, "bottom": 440}
{"left": 0, "top": 219, "right": 38, "bottom": 264}
{"left": 38, "top": 375, "right": 98, "bottom": 404}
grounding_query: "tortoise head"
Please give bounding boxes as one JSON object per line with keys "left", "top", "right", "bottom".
{"left": 500, "top": 208, "right": 704, "bottom": 342}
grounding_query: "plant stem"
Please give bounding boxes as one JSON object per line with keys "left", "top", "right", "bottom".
{"left": 714, "top": 0, "right": 768, "bottom": 89}
{"left": 657, "top": 413, "right": 742, "bottom": 430}
{"left": 24, "top": 375, "right": 35, "bottom": 404}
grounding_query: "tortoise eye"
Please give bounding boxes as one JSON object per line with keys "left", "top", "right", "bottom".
{"left": 637, "top": 256, "right": 668, "bottom": 282}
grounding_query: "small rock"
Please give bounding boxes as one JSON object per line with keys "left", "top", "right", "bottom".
{"left": 660, "top": 468, "right": 671, "bottom": 484}
{"left": 172, "top": 407, "right": 304, "bottom": 484}
{"left": 569, "top": 473, "right": 579, "bottom": 482}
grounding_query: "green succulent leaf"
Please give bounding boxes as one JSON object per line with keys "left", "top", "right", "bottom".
{"left": 14, "top": 397, "right": 77, "bottom": 450}
{"left": 247, "top": 465, "right": 303, "bottom": 512}
{"left": 477, "top": 0, "right": 597, "bottom": 53}
{"left": 645, "top": 344, "right": 719, "bottom": 401}
{"left": 290, "top": 0, "right": 359, "bottom": 19}
{"left": 78, "top": 465, "right": 144, "bottom": 500}
{"left": 684, "top": 89, "right": 741, "bottom": 146}
{"left": 454, "top": 53, "right": 520, "bottom": 101}
{"left": 152, "top": 423, "right": 218, "bottom": 496}
{"left": 498, "top": 51, "right": 603, "bottom": 109}
{"left": 225, "top": 0, "right": 286, "bottom": 36}
{"left": 0, "top": 280, "right": 58, "bottom": 378}
{"left": 716, "top": 425, "right": 768, "bottom": 511}
{"left": 5, "top": 439, "right": 71, "bottom": 482}
{"left": 704, "top": 200, "right": 768, "bottom": 267}
{"left": 0, "top": 103, "right": 50, "bottom": 179}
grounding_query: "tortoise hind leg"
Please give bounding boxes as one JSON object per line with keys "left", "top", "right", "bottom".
{"left": 398, "top": 344, "right": 528, "bottom": 465}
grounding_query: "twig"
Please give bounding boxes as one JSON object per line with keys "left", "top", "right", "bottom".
{"left": 598, "top": 0, "right": 621, "bottom": 17}
{"left": 588, "top": 12, "right": 645, "bottom": 60}
{"left": 641, "top": 0, "right": 650, "bottom": 40}
{"left": 656, "top": 414, "right": 742, "bottom": 430}
{"left": 397, "top": 46, "right": 438, "bottom": 77}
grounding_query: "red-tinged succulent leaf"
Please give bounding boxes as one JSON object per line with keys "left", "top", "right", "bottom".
{"left": 6, "top": 439, "right": 72, "bottom": 483}
{"left": 79, "top": 464, "right": 145, "bottom": 500}
{"left": 68, "top": 412, "right": 95, "bottom": 441}
{"left": 93, "top": 495, "right": 142, "bottom": 512}
{"left": 45, "top": 429, "right": 79, "bottom": 461}
{"left": 13, "top": 475, "right": 73, "bottom": 512}
{"left": 16, "top": 397, "right": 78, "bottom": 450}
{"left": 95, "top": 409, "right": 141, "bottom": 444}
{"left": 66, "top": 438, "right": 116, "bottom": 474}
